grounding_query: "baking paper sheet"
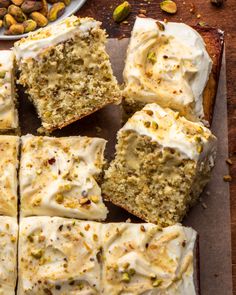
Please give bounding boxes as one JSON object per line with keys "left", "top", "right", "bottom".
{"left": 0, "top": 39, "right": 232, "bottom": 295}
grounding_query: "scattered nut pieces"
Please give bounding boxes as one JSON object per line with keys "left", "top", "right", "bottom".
{"left": 226, "top": 158, "right": 233, "bottom": 165}
{"left": 223, "top": 175, "right": 232, "bottom": 182}
{"left": 113, "top": 1, "right": 131, "bottom": 23}
{"left": 160, "top": 0, "right": 177, "bottom": 14}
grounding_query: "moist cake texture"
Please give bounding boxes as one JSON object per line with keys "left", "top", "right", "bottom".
{"left": 18, "top": 217, "right": 197, "bottom": 294}
{"left": 0, "top": 135, "right": 19, "bottom": 217}
{"left": 14, "top": 16, "right": 121, "bottom": 132}
{"left": 20, "top": 135, "right": 108, "bottom": 220}
{"left": 0, "top": 216, "right": 18, "bottom": 295}
{"left": 0, "top": 51, "right": 18, "bottom": 132}
{"left": 102, "top": 103, "right": 217, "bottom": 226}
{"left": 123, "top": 17, "right": 213, "bottom": 123}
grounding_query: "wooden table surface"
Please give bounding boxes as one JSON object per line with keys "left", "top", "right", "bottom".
{"left": 78, "top": 0, "right": 236, "bottom": 292}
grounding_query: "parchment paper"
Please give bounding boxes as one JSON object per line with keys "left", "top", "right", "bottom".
{"left": 0, "top": 39, "right": 232, "bottom": 295}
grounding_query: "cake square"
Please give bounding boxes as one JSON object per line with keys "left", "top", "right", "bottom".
{"left": 0, "top": 50, "right": 18, "bottom": 132}
{"left": 0, "top": 216, "right": 18, "bottom": 295}
{"left": 14, "top": 16, "right": 121, "bottom": 132}
{"left": 0, "top": 135, "right": 19, "bottom": 217}
{"left": 18, "top": 217, "right": 102, "bottom": 294}
{"left": 123, "top": 17, "right": 223, "bottom": 125}
{"left": 20, "top": 135, "right": 108, "bottom": 220}
{"left": 101, "top": 223, "right": 197, "bottom": 294}
{"left": 102, "top": 103, "right": 217, "bottom": 226}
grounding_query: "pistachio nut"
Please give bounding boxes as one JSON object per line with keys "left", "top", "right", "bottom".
{"left": 0, "top": 0, "right": 10, "bottom": 8}
{"left": 21, "top": 0, "right": 43, "bottom": 14}
{"left": 39, "top": 0, "right": 48, "bottom": 16}
{"left": 30, "top": 11, "right": 48, "bottom": 27}
{"left": 8, "top": 4, "right": 27, "bottom": 22}
{"left": 3, "top": 13, "right": 17, "bottom": 28}
{"left": 160, "top": 0, "right": 177, "bottom": 14}
{"left": 0, "top": 70, "right": 6, "bottom": 78}
{"left": 113, "top": 1, "right": 131, "bottom": 23}
{"left": 5, "top": 23, "right": 24, "bottom": 35}
{"left": 47, "top": 0, "right": 61, "bottom": 3}
{"left": 11, "top": 0, "right": 24, "bottom": 5}
{"left": 48, "top": 2, "right": 65, "bottom": 22}
{"left": 23, "top": 18, "right": 37, "bottom": 32}
{"left": 0, "top": 7, "right": 7, "bottom": 19}
{"left": 156, "top": 20, "right": 165, "bottom": 31}
{"left": 0, "top": 19, "right": 2, "bottom": 27}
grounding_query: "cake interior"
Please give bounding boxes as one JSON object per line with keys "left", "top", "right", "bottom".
{"left": 17, "top": 25, "right": 120, "bottom": 131}
{"left": 102, "top": 130, "right": 212, "bottom": 226}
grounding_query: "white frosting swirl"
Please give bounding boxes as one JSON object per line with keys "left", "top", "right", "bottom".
{"left": 121, "top": 103, "right": 217, "bottom": 161}
{"left": 123, "top": 17, "right": 213, "bottom": 121}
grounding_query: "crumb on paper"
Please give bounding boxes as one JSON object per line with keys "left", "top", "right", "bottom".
{"left": 125, "top": 218, "right": 131, "bottom": 223}
{"left": 201, "top": 202, "right": 207, "bottom": 209}
{"left": 223, "top": 175, "right": 232, "bottom": 182}
{"left": 226, "top": 158, "right": 233, "bottom": 165}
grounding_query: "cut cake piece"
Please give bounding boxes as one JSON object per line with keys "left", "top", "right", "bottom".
{"left": 20, "top": 135, "right": 108, "bottom": 220}
{"left": 0, "top": 135, "right": 19, "bottom": 217}
{"left": 18, "top": 217, "right": 198, "bottom": 294}
{"left": 18, "top": 217, "right": 102, "bottom": 294}
{"left": 0, "top": 216, "right": 18, "bottom": 295}
{"left": 102, "top": 223, "right": 198, "bottom": 294}
{"left": 14, "top": 16, "right": 121, "bottom": 132}
{"left": 123, "top": 17, "right": 224, "bottom": 125}
{"left": 0, "top": 50, "right": 18, "bottom": 132}
{"left": 102, "top": 103, "right": 217, "bottom": 226}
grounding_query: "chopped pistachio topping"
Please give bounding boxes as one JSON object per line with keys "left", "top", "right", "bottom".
{"left": 147, "top": 51, "right": 157, "bottom": 64}
{"left": 31, "top": 249, "right": 44, "bottom": 259}
{"left": 55, "top": 194, "right": 64, "bottom": 204}
{"left": 0, "top": 71, "right": 6, "bottom": 79}
{"left": 121, "top": 272, "right": 131, "bottom": 283}
{"left": 152, "top": 278, "right": 163, "bottom": 287}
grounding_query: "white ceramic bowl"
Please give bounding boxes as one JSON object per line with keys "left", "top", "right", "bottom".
{"left": 0, "top": 0, "right": 87, "bottom": 40}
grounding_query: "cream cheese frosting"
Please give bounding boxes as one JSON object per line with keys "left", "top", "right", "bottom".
{"left": 18, "top": 217, "right": 197, "bottom": 294}
{"left": 102, "top": 223, "right": 197, "bottom": 295}
{"left": 123, "top": 17, "right": 213, "bottom": 121}
{"left": 0, "top": 136, "right": 19, "bottom": 217}
{"left": 0, "top": 50, "right": 18, "bottom": 130}
{"left": 18, "top": 217, "right": 102, "bottom": 295}
{"left": 121, "top": 103, "right": 217, "bottom": 162}
{"left": 20, "top": 135, "right": 108, "bottom": 220}
{"left": 14, "top": 16, "right": 100, "bottom": 61}
{"left": 0, "top": 216, "right": 18, "bottom": 295}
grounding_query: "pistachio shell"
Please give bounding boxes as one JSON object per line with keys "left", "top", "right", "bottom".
{"left": 48, "top": 2, "right": 65, "bottom": 22}
{"left": 11, "top": 0, "right": 24, "bottom": 5}
{"left": 5, "top": 23, "right": 24, "bottom": 35}
{"left": 113, "top": 1, "right": 131, "bottom": 23}
{"left": 0, "top": 7, "right": 7, "bottom": 19}
{"left": 3, "top": 13, "right": 17, "bottom": 28}
{"left": 39, "top": 0, "right": 48, "bottom": 16}
{"left": 160, "top": 0, "right": 177, "bottom": 14}
{"left": 0, "top": 0, "right": 10, "bottom": 8}
{"left": 30, "top": 11, "right": 48, "bottom": 27}
{"left": 21, "top": 0, "right": 43, "bottom": 14}
{"left": 23, "top": 18, "right": 37, "bottom": 32}
{"left": 8, "top": 4, "right": 27, "bottom": 22}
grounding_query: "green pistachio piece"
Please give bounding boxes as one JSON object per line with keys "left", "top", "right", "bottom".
{"left": 113, "top": 1, "right": 131, "bottom": 23}
{"left": 160, "top": 0, "right": 177, "bottom": 14}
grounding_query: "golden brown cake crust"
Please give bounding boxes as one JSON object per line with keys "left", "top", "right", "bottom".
{"left": 193, "top": 26, "right": 224, "bottom": 124}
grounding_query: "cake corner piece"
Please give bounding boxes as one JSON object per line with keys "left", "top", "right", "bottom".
{"left": 14, "top": 15, "right": 121, "bottom": 132}
{"left": 102, "top": 103, "right": 217, "bottom": 226}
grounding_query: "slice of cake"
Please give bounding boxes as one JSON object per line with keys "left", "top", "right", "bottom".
{"left": 18, "top": 218, "right": 198, "bottom": 294}
{"left": 18, "top": 217, "right": 102, "bottom": 294}
{"left": 0, "top": 135, "right": 19, "bottom": 217}
{"left": 102, "top": 223, "right": 197, "bottom": 294}
{"left": 0, "top": 51, "right": 18, "bottom": 132}
{"left": 14, "top": 16, "right": 121, "bottom": 132}
{"left": 123, "top": 17, "right": 224, "bottom": 125}
{"left": 20, "top": 135, "right": 108, "bottom": 220}
{"left": 102, "top": 103, "right": 217, "bottom": 226}
{"left": 0, "top": 216, "right": 18, "bottom": 295}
